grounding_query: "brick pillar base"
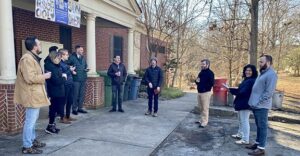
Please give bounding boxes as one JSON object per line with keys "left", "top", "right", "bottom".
{"left": 84, "top": 77, "right": 104, "bottom": 109}
{"left": 0, "top": 84, "right": 25, "bottom": 135}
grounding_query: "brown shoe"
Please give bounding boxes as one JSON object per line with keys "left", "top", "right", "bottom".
{"left": 60, "top": 118, "right": 71, "bottom": 124}
{"left": 66, "top": 116, "right": 77, "bottom": 121}
{"left": 22, "top": 147, "right": 43, "bottom": 154}
{"left": 248, "top": 149, "right": 265, "bottom": 155}
{"left": 245, "top": 144, "right": 258, "bottom": 150}
{"left": 33, "top": 139, "right": 46, "bottom": 148}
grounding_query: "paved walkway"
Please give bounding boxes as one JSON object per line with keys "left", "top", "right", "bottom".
{"left": 0, "top": 93, "right": 196, "bottom": 156}
{"left": 1, "top": 93, "right": 300, "bottom": 156}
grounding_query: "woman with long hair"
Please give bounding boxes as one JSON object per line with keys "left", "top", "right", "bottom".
{"left": 230, "top": 64, "right": 258, "bottom": 145}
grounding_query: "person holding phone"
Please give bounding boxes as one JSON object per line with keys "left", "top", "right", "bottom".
{"left": 59, "top": 49, "right": 77, "bottom": 123}
{"left": 228, "top": 64, "right": 258, "bottom": 145}
{"left": 195, "top": 59, "right": 214, "bottom": 128}
{"left": 107, "top": 55, "right": 127, "bottom": 113}
{"left": 14, "top": 36, "right": 51, "bottom": 154}
{"left": 44, "top": 51, "right": 66, "bottom": 134}
{"left": 67, "top": 45, "right": 89, "bottom": 115}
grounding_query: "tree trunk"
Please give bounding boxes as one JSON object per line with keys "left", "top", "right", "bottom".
{"left": 249, "top": 0, "right": 259, "bottom": 65}
{"left": 229, "top": 59, "right": 233, "bottom": 86}
{"left": 277, "top": 38, "right": 283, "bottom": 74}
{"left": 171, "top": 63, "right": 178, "bottom": 87}
{"left": 179, "top": 64, "right": 182, "bottom": 89}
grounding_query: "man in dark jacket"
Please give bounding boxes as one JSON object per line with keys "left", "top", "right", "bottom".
{"left": 144, "top": 57, "right": 163, "bottom": 117}
{"left": 67, "top": 45, "right": 89, "bottom": 115}
{"left": 107, "top": 55, "right": 127, "bottom": 112}
{"left": 195, "top": 59, "right": 214, "bottom": 128}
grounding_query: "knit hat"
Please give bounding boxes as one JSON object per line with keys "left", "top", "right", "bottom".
{"left": 150, "top": 57, "right": 158, "bottom": 63}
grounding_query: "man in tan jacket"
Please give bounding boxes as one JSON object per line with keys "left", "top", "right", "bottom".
{"left": 14, "top": 36, "right": 51, "bottom": 154}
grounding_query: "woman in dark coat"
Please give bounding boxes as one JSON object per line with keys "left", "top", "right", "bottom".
{"left": 44, "top": 51, "right": 66, "bottom": 134}
{"left": 229, "top": 64, "right": 258, "bottom": 145}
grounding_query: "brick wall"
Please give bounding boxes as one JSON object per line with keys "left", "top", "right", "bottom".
{"left": 84, "top": 77, "right": 104, "bottom": 109}
{"left": 96, "top": 27, "right": 128, "bottom": 71}
{"left": 71, "top": 25, "right": 87, "bottom": 53}
{"left": 0, "top": 84, "right": 24, "bottom": 134}
{"left": 13, "top": 7, "right": 60, "bottom": 64}
{"left": 140, "top": 34, "right": 167, "bottom": 69}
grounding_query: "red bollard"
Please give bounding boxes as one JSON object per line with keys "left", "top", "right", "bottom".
{"left": 213, "top": 78, "right": 228, "bottom": 106}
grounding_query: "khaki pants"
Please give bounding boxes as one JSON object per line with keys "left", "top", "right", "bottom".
{"left": 197, "top": 92, "right": 212, "bottom": 126}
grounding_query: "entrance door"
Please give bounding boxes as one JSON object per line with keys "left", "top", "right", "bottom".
{"left": 60, "top": 26, "right": 72, "bottom": 53}
{"left": 113, "top": 36, "right": 123, "bottom": 61}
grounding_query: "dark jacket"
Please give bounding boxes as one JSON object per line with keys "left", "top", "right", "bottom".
{"left": 60, "top": 60, "right": 73, "bottom": 86}
{"left": 195, "top": 68, "right": 214, "bottom": 93}
{"left": 44, "top": 60, "right": 65, "bottom": 98}
{"left": 107, "top": 62, "right": 127, "bottom": 85}
{"left": 143, "top": 66, "right": 163, "bottom": 88}
{"left": 229, "top": 77, "right": 256, "bottom": 111}
{"left": 67, "top": 53, "right": 88, "bottom": 82}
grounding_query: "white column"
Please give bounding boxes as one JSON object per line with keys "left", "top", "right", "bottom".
{"left": 86, "top": 13, "right": 98, "bottom": 77}
{"left": 127, "top": 29, "right": 135, "bottom": 74}
{"left": 0, "top": 0, "right": 16, "bottom": 84}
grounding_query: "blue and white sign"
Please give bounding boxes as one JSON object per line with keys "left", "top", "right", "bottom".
{"left": 35, "top": 0, "right": 81, "bottom": 28}
{"left": 55, "top": 0, "right": 68, "bottom": 25}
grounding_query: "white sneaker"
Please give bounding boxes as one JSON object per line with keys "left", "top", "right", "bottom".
{"left": 231, "top": 134, "right": 242, "bottom": 139}
{"left": 235, "top": 139, "right": 249, "bottom": 145}
{"left": 145, "top": 111, "right": 151, "bottom": 115}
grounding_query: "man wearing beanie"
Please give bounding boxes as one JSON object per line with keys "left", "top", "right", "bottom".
{"left": 143, "top": 57, "right": 163, "bottom": 117}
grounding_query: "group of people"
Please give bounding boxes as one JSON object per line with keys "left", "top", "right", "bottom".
{"left": 14, "top": 36, "right": 164, "bottom": 154}
{"left": 43, "top": 44, "right": 89, "bottom": 134}
{"left": 14, "top": 37, "right": 89, "bottom": 154}
{"left": 14, "top": 35, "right": 277, "bottom": 155}
{"left": 195, "top": 55, "right": 277, "bottom": 156}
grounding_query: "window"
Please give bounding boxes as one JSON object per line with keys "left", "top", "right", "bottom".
{"left": 149, "top": 43, "right": 166, "bottom": 54}
{"left": 111, "top": 36, "right": 123, "bottom": 61}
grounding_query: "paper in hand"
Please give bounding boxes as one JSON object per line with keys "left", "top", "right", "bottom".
{"left": 222, "top": 83, "right": 229, "bottom": 89}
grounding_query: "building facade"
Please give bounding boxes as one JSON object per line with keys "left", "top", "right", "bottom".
{"left": 0, "top": 0, "right": 167, "bottom": 134}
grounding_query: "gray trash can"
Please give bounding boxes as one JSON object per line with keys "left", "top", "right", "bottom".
{"left": 272, "top": 91, "right": 284, "bottom": 109}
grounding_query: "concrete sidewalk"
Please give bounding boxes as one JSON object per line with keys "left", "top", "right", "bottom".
{"left": 0, "top": 93, "right": 196, "bottom": 156}
{"left": 1, "top": 92, "right": 299, "bottom": 156}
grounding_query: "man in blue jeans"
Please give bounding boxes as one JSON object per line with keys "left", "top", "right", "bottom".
{"left": 14, "top": 37, "right": 51, "bottom": 154}
{"left": 143, "top": 57, "right": 163, "bottom": 117}
{"left": 107, "top": 55, "right": 127, "bottom": 112}
{"left": 247, "top": 55, "right": 278, "bottom": 156}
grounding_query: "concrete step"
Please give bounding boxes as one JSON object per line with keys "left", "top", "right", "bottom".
{"left": 193, "top": 106, "right": 300, "bottom": 124}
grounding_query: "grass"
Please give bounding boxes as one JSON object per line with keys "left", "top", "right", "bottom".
{"left": 160, "top": 87, "right": 185, "bottom": 100}
{"left": 276, "top": 73, "right": 300, "bottom": 96}
{"left": 276, "top": 72, "right": 300, "bottom": 113}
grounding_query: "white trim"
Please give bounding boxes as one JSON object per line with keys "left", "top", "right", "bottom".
{"left": 103, "top": 0, "right": 141, "bottom": 17}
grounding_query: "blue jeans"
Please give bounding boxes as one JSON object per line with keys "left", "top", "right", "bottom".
{"left": 112, "top": 85, "right": 123, "bottom": 110}
{"left": 23, "top": 108, "right": 40, "bottom": 148}
{"left": 253, "top": 108, "right": 269, "bottom": 149}
{"left": 147, "top": 88, "right": 159, "bottom": 113}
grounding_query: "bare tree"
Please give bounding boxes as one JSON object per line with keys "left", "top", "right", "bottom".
{"left": 202, "top": 0, "right": 250, "bottom": 86}
{"left": 249, "top": 0, "right": 259, "bottom": 65}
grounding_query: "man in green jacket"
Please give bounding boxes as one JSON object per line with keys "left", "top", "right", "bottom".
{"left": 68, "top": 45, "right": 89, "bottom": 115}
